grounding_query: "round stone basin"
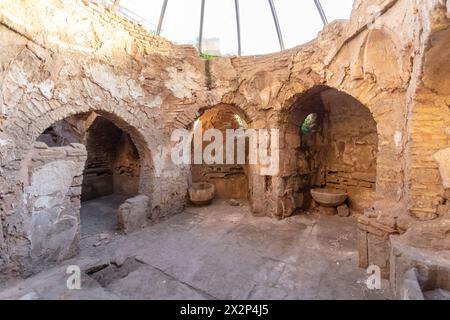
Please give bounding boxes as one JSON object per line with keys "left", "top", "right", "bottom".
{"left": 189, "top": 182, "right": 215, "bottom": 206}
{"left": 310, "top": 188, "right": 348, "bottom": 207}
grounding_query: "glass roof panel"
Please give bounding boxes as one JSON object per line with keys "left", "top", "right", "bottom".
{"left": 239, "top": 0, "right": 280, "bottom": 55}
{"left": 109, "top": 0, "right": 355, "bottom": 56}
{"left": 274, "top": 0, "right": 324, "bottom": 50}
{"left": 115, "top": 0, "right": 161, "bottom": 32}
{"left": 320, "top": 0, "right": 354, "bottom": 21}
{"left": 160, "top": 0, "right": 201, "bottom": 46}
{"left": 203, "top": 0, "right": 238, "bottom": 56}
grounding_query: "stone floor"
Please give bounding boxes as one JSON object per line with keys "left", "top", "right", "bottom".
{"left": 80, "top": 194, "right": 128, "bottom": 236}
{"left": 0, "top": 200, "right": 391, "bottom": 300}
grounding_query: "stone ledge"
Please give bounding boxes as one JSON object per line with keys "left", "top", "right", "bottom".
{"left": 390, "top": 237, "right": 450, "bottom": 299}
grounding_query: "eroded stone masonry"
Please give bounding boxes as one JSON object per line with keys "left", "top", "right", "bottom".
{"left": 0, "top": 0, "right": 449, "bottom": 299}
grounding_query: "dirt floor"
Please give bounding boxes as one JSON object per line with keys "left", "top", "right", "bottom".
{"left": 0, "top": 199, "right": 391, "bottom": 300}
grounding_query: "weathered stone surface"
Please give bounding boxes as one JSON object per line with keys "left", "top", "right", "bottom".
{"left": 0, "top": 0, "right": 448, "bottom": 293}
{"left": 434, "top": 147, "right": 450, "bottom": 188}
{"left": 401, "top": 268, "right": 425, "bottom": 300}
{"left": 367, "top": 233, "right": 390, "bottom": 278}
{"left": 319, "top": 206, "right": 337, "bottom": 216}
{"left": 390, "top": 237, "right": 450, "bottom": 299}
{"left": 23, "top": 145, "right": 87, "bottom": 271}
{"left": 118, "top": 195, "right": 150, "bottom": 234}
{"left": 337, "top": 204, "right": 351, "bottom": 217}
{"left": 400, "top": 218, "right": 450, "bottom": 251}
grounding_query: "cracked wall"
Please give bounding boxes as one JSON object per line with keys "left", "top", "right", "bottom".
{"left": 23, "top": 143, "right": 87, "bottom": 273}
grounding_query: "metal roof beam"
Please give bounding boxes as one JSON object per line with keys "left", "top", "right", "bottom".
{"left": 313, "top": 0, "right": 328, "bottom": 25}
{"left": 157, "top": 0, "right": 169, "bottom": 35}
{"left": 198, "top": 0, "right": 206, "bottom": 53}
{"left": 234, "top": 0, "right": 242, "bottom": 56}
{"left": 268, "top": 0, "right": 284, "bottom": 51}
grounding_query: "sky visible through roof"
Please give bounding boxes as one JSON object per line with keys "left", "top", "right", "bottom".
{"left": 116, "top": 0, "right": 355, "bottom": 56}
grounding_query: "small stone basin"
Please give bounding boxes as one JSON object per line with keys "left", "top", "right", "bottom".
{"left": 189, "top": 182, "right": 215, "bottom": 206}
{"left": 311, "top": 188, "right": 348, "bottom": 207}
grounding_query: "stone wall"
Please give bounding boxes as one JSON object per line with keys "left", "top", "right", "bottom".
{"left": 81, "top": 116, "right": 140, "bottom": 201}
{"left": 82, "top": 116, "right": 123, "bottom": 200}
{"left": 0, "top": 0, "right": 449, "bottom": 281}
{"left": 0, "top": 0, "right": 194, "bottom": 274}
{"left": 23, "top": 143, "right": 87, "bottom": 273}
{"left": 191, "top": 105, "right": 248, "bottom": 200}
{"left": 113, "top": 133, "right": 140, "bottom": 197}
{"left": 277, "top": 87, "right": 378, "bottom": 217}
{"left": 322, "top": 90, "right": 378, "bottom": 213}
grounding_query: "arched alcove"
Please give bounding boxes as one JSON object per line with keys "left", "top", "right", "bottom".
{"left": 281, "top": 86, "right": 379, "bottom": 216}
{"left": 189, "top": 104, "right": 250, "bottom": 201}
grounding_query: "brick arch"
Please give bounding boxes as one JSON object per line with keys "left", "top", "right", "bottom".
{"left": 4, "top": 103, "right": 157, "bottom": 197}
{"left": 186, "top": 103, "right": 251, "bottom": 201}
{"left": 274, "top": 85, "right": 381, "bottom": 218}
{"left": 361, "top": 27, "right": 406, "bottom": 90}
{"left": 0, "top": 102, "right": 161, "bottom": 275}
{"left": 280, "top": 85, "right": 380, "bottom": 133}
{"left": 188, "top": 103, "right": 251, "bottom": 130}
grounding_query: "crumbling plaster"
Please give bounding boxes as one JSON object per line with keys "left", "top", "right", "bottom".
{"left": 0, "top": 0, "right": 449, "bottom": 280}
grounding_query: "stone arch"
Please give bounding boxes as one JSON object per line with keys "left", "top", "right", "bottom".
{"left": 361, "top": 27, "right": 406, "bottom": 89}
{"left": 0, "top": 102, "right": 159, "bottom": 275}
{"left": 276, "top": 85, "right": 380, "bottom": 218}
{"left": 407, "top": 26, "right": 450, "bottom": 219}
{"left": 187, "top": 103, "right": 251, "bottom": 202}
{"left": 188, "top": 104, "right": 251, "bottom": 130}
{"left": 5, "top": 103, "right": 156, "bottom": 196}
{"left": 25, "top": 107, "right": 153, "bottom": 195}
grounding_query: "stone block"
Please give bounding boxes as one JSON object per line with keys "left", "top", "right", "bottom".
{"left": 0, "top": 218, "right": 4, "bottom": 247}
{"left": 37, "top": 148, "right": 67, "bottom": 159}
{"left": 390, "top": 238, "right": 450, "bottom": 299}
{"left": 367, "top": 234, "right": 390, "bottom": 278}
{"left": 118, "top": 195, "right": 150, "bottom": 234}
{"left": 319, "top": 206, "right": 337, "bottom": 216}
{"left": 337, "top": 204, "right": 350, "bottom": 217}
{"left": 433, "top": 147, "right": 450, "bottom": 188}
{"left": 401, "top": 268, "right": 425, "bottom": 300}
{"left": 33, "top": 142, "right": 48, "bottom": 149}
{"left": 357, "top": 229, "right": 369, "bottom": 268}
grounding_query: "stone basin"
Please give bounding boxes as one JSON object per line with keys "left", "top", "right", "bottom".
{"left": 189, "top": 182, "right": 215, "bottom": 206}
{"left": 311, "top": 188, "right": 348, "bottom": 207}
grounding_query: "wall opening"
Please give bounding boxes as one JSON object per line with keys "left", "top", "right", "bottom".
{"left": 36, "top": 112, "right": 142, "bottom": 236}
{"left": 283, "top": 87, "right": 378, "bottom": 215}
{"left": 190, "top": 105, "right": 250, "bottom": 201}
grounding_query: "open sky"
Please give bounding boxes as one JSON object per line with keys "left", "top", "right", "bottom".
{"left": 117, "top": 0, "right": 355, "bottom": 56}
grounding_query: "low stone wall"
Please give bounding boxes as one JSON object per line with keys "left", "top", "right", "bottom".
{"left": 390, "top": 237, "right": 450, "bottom": 299}
{"left": 23, "top": 143, "right": 87, "bottom": 272}
{"left": 118, "top": 195, "right": 150, "bottom": 234}
{"left": 358, "top": 212, "right": 397, "bottom": 278}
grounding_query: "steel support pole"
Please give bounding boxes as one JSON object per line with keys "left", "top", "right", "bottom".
{"left": 198, "top": 0, "right": 206, "bottom": 53}
{"left": 313, "top": 0, "right": 328, "bottom": 25}
{"left": 234, "top": 0, "right": 242, "bottom": 56}
{"left": 157, "top": 0, "right": 169, "bottom": 35}
{"left": 268, "top": 0, "right": 284, "bottom": 51}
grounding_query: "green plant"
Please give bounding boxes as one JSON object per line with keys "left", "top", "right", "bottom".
{"left": 301, "top": 115, "right": 313, "bottom": 134}
{"left": 200, "top": 53, "right": 217, "bottom": 61}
